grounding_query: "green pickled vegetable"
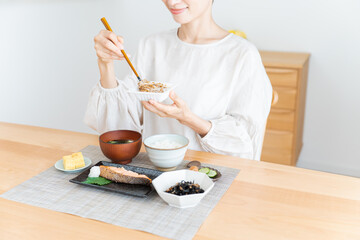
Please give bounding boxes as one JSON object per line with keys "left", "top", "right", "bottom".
{"left": 199, "top": 167, "right": 210, "bottom": 174}
{"left": 207, "top": 169, "right": 217, "bottom": 178}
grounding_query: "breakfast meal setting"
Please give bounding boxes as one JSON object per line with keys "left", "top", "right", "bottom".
{"left": 64, "top": 129, "right": 219, "bottom": 206}
{"left": 3, "top": 0, "right": 360, "bottom": 239}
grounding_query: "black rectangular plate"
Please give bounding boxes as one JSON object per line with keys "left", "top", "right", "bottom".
{"left": 69, "top": 161, "right": 163, "bottom": 198}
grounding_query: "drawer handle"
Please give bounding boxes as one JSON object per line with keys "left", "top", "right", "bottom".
{"left": 272, "top": 90, "right": 279, "bottom": 106}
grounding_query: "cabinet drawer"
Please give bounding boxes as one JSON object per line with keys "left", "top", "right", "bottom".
{"left": 266, "top": 68, "right": 298, "bottom": 88}
{"left": 261, "top": 148, "right": 293, "bottom": 165}
{"left": 263, "top": 130, "right": 293, "bottom": 149}
{"left": 267, "top": 109, "right": 295, "bottom": 131}
{"left": 272, "top": 87, "right": 297, "bottom": 110}
{"left": 261, "top": 130, "right": 294, "bottom": 165}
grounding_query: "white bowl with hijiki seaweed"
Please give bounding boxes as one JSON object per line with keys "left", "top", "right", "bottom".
{"left": 152, "top": 169, "right": 214, "bottom": 208}
{"left": 144, "top": 134, "right": 189, "bottom": 171}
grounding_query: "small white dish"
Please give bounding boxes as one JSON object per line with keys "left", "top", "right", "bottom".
{"left": 127, "top": 82, "right": 176, "bottom": 102}
{"left": 54, "top": 157, "right": 92, "bottom": 173}
{"left": 152, "top": 170, "right": 214, "bottom": 208}
{"left": 144, "top": 134, "right": 189, "bottom": 171}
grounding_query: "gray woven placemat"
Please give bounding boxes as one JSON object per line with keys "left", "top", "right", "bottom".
{"left": 1, "top": 145, "right": 239, "bottom": 240}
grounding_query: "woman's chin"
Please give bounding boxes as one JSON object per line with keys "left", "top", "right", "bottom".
{"left": 172, "top": 16, "right": 192, "bottom": 25}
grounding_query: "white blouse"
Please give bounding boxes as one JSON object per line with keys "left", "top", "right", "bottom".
{"left": 84, "top": 28, "right": 272, "bottom": 160}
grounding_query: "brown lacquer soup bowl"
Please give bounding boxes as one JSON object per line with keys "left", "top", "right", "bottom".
{"left": 99, "top": 130, "right": 142, "bottom": 164}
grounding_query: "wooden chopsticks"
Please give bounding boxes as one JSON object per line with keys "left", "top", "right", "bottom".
{"left": 100, "top": 17, "right": 141, "bottom": 81}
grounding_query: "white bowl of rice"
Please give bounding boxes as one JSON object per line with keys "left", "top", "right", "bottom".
{"left": 144, "top": 134, "right": 189, "bottom": 171}
{"left": 127, "top": 81, "right": 176, "bottom": 102}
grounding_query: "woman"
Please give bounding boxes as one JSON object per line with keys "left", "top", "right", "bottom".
{"left": 85, "top": 0, "right": 272, "bottom": 160}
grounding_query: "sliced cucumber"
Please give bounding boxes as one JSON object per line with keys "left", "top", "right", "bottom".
{"left": 207, "top": 169, "right": 217, "bottom": 178}
{"left": 199, "top": 167, "right": 210, "bottom": 174}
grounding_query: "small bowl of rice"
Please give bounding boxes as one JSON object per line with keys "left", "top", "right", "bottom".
{"left": 144, "top": 134, "right": 189, "bottom": 171}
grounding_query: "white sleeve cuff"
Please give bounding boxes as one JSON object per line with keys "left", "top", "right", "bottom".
{"left": 97, "top": 79, "right": 122, "bottom": 92}
{"left": 198, "top": 119, "right": 215, "bottom": 141}
{"left": 195, "top": 115, "right": 255, "bottom": 159}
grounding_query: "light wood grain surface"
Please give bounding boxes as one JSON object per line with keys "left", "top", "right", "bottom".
{"left": 260, "top": 51, "right": 310, "bottom": 69}
{"left": 0, "top": 122, "right": 359, "bottom": 240}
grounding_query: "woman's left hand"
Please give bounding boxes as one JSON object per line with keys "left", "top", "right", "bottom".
{"left": 141, "top": 91, "right": 190, "bottom": 124}
{"left": 142, "top": 90, "right": 212, "bottom": 137}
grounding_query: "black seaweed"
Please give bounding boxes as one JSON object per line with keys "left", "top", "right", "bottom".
{"left": 106, "top": 139, "right": 134, "bottom": 144}
{"left": 165, "top": 180, "right": 204, "bottom": 196}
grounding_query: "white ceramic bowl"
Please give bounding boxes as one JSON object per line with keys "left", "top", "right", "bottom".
{"left": 144, "top": 134, "right": 189, "bottom": 171}
{"left": 152, "top": 169, "right": 214, "bottom": 208}
{"left": 127, "top": 82, "right": 176, "bottom": 102}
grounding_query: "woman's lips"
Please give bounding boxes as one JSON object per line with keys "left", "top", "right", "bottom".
{"left": 170, "top": 8, "right": 187, "bottom": 15}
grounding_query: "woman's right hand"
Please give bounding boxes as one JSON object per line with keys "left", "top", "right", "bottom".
{"left": 94, "top": 30, "right": 125, "bottom": 64}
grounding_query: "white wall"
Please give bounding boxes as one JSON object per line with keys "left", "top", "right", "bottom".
{"left": 1, "top": 0, "right": 359, "bottom": 177}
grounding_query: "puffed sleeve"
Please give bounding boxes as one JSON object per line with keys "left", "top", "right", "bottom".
{"left": 197, "top": 44, "right": 272, "bottom": 160}
{"left": 83, "top": 40, "right": 145, "bottom": 134}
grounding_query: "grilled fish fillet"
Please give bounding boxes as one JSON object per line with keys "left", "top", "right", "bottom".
{"left": 99, "top": 166, "right": 152, "bottom": 185}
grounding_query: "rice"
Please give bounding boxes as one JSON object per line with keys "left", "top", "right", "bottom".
{"left": 149, "top": 139, "right": 183, "bottom": 149}
{"left": 88, "top": 166, "right": 100, "bottom": 178}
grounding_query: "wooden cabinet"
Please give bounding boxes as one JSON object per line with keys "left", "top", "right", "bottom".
{"left": 260, "top": 51, "right": 310, "bottom": 166}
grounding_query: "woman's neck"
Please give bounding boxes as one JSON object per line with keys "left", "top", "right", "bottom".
{"left": 178, "top": 9, "right": 228, "bottom": 44}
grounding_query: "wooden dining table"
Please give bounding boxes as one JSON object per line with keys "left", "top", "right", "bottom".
{"left": 0, "top": 122, "right": 359, "bottom": 240}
